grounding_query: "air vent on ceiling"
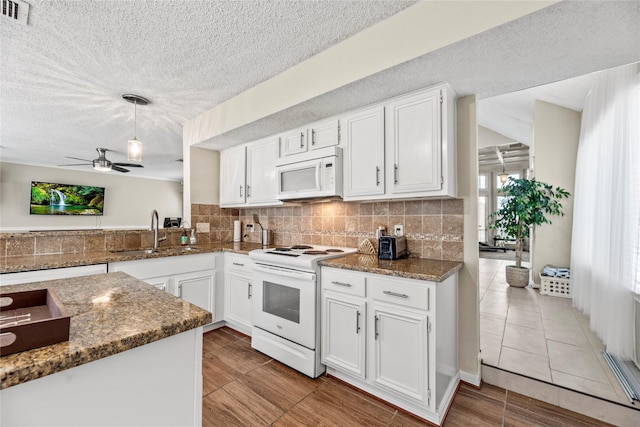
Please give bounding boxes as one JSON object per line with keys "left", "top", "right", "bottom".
{"left": 2, "top": 0, "right": 29, "bottom": 25}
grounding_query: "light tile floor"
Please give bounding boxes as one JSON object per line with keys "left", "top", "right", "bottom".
{"left": 479, "top": 258, "right": 635, "bottom": 408}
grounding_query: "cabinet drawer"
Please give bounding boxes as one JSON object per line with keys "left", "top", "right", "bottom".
{"left": 369, "top": 276, "right": 430, "bottom": 311}
{"left": 225, "top": 253, "right": 253, "bottom": 275}
{"left": 321, "top": 268, "right": 365, "bottom": 297}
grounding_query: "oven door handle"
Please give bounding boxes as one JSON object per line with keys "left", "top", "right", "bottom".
{"left": 253, "top": 263, "right": 316, "bottom": 281}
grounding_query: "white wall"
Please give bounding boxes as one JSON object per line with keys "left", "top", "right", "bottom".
{"left": 531, "top": 100, "right": 580, "bottom": 279}
{"left": 478, "top": 126, "right": 518, "bottom": 148}
{"left": 457, "top": 95, "right": 481, "bottom": 383}
{"left": 0, "top": 162, "right": 182, "bottom": 231}
{"left": 190, "top": 147, "right": 219, "bottom": 205}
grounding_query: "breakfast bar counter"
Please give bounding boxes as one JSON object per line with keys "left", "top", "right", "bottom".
{"left": 0, "top": 271, "right": 211, "bottom": 426}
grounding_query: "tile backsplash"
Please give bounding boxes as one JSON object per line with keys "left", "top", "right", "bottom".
{"left": 192, "top": 199, "right": 463, "bottom": 261}
{"left": 0, "top": 199, "right": 463, "bottom": 262}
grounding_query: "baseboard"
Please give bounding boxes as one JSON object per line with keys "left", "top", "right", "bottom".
{"left": 482, "top": 364, "right": 640, "bottom": 427}
{"left": 459, "top": 370, "right": 481, "bottom": 387}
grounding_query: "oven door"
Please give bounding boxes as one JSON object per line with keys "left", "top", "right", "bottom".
{"left": 252, "top": 263, "right": 317, "bottom": 349}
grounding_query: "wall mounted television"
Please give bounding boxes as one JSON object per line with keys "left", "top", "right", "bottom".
{"left": 30, "top": 181, "right": 105, "bottom": 216}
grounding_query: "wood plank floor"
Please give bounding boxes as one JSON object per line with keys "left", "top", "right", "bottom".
{"left": 202, "top": 327, "right": 612, "bottom": 426}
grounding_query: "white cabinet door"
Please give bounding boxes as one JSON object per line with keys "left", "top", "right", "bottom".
{"left": 246, "top": 136, "right": 280, "bottom": 205}
{"left": 342, "top": 107, "right": 385, "bottom": 199}
{"left": 174, "top": 270, "right": 215, "bottom": 315}
{"left": 226, "top": 274, "right": 252, "bottom": 332}
{"left": 220, "top": 145, "right": 246, "bottom": 206}
{"left": 387, "top": 89, "right": 442, "bottom": 194}
{"left": 281, "top": 128, "right": 307, "bottom": 156}
{"left": 309, "top": 119, "right": 339, "bottom": 150}
{"left": 370, "top": 303, "right": 429, "bottom": 405}
{"left": 322, "top": 292, "right": 366, "bottom": 379}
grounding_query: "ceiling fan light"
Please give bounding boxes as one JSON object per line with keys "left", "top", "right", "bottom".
{"left": 128, "top": 138, "right": 142, "bottom": 162}
{"left": 93, "top": 158, "right": 112, "bottom": 172}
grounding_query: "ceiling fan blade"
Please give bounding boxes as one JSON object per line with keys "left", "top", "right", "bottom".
{"left": 58, "top": 163, "right": 90, "bottom": 167}
{"left": 65, "top": 156, "right": 92, "bottom": 162}
{"left": 111, "top": 165, "right": 130, "bottom": 173}
{"left": 113, "top": 163, "right": 144, "bottom": 168}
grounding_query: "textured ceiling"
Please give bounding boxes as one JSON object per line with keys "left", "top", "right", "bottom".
{"left": 1, "top": 1, "right": 639, "bottom": 180}
{"left": 0, "top": 0, "right": 416, "bottom": 180}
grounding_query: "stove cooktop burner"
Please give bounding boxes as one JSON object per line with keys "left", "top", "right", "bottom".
{"left": 325, "top": 249, "right": 344, "bottom": 253}
{"left": 303, "top": 250, "right": 329, "bottom": 255}
{"left": 273, "top": 247, "right": 292, "bottom": 252}
{"left": 291, "top": 245, "right": 314, "bottom": 250}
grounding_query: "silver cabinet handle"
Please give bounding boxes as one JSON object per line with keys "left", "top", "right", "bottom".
{"left": 383, "top": 290, "right": 409, "bottom": 299}
{"left": 356, "top": 310, "right": 360, "bottom": 334}
{"left": 375, "top": 315, "right": 379, "bottom": 339}
{"left": 239, "top": 185, "right": 243, "bottom": 197}
{"left": 248, "top": 283, "right": 252, "bottom": 299}
{"left": 247, "top": 185, "right": 251, "bottom": 197}
{"left": 232, "top": 262, "right": 245, "bottom": 266}
{"left": 178, "top": 284, "right": 182, "bottom": 297}
{"left": 376, "top": 166, "right": 380, "bottom": 186}
{"left": 311, "top": 129, "right": 315, "bottom": 145}
{"left": 331, "top": 280, "right": 352, "bottom": 287}
{"left": 300, "top": 132, "right": 304, "bottom": 148}
{"left": 394, "top": 164, "right": 398, "bottom": 184}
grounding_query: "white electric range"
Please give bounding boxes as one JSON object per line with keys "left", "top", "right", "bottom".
{"left": 248, "top": 244, "right": 356, "bottom": 377}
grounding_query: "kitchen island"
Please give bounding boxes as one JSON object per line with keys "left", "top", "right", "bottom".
{"left": 0, "top": 271, "right": 211, "bottom": 427}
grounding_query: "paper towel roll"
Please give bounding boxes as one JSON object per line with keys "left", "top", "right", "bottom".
{"left": 233, "top": 220, "right": 241, "bottom": 242}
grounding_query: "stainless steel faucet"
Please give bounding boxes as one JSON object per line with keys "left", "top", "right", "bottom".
{"left": 151, "top": 210, "right": 167, "bottom": 250}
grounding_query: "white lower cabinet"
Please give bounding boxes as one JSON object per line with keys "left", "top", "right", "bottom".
{"left": 370, "top": 303, "right": 428, "bottom": 404}
{"left": 321, "top": 267, "right": 458, "bottom": 425}
{"left": 0, "top": 264, "right": 108, "bottom": 286}
{"left": 109, "top": 253, "right": 221, "bottom": 324}
{"left": 322, "top": 293, "right": 366, "bottom": 378}
{"left": 224, "top": 253, "right": 254, "bottom": 335}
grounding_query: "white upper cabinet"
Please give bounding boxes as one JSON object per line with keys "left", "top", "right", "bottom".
{"left": 309, "top": 119, "right": 340, "bottom": 150}
{"left": 220, "top": 137, "right": 282, "bottom": 208}
{"left": 281, "top": 119, "right": 339, "bottom": 157}
{"left": 387, "top": 89, "right": 442, "bottom": 194}
{"left": 246, "top": 136, "right": 280, "bottom": 205}
{"left": 281, "top": 128, "right": 307, "bottom": 156}
{"left": 344, "top": 84, "right": 456, "bottom": 201}
{"left": 219, "top": 145, "right": 247, "bottom": 206}
{"left": 342, "top": 106, "right": 385, "bottom": 199}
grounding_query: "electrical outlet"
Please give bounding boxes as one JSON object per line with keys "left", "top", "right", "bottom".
{"left": 196, "top": 223, "right": 210, "bottom": 233}
{"left": 394, "top": 224, "right": 404, "bottom": 237}
{"left": 246, "top": 223, "right": 254, "bottom": 231}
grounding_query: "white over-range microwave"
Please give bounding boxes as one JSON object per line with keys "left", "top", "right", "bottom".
{"left": 276, "top": 146, "right": 343, "bottom": 201}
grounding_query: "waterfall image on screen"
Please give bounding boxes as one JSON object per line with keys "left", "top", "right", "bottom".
{"left": 30, "top": 181, "right": 105, "bottom": 216}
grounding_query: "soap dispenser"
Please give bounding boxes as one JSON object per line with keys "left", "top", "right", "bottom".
{"left": 189, "top": 229, "right": 197, "bottom": 245}
{"left": 181, "top": 229, "right": 188, "bottom": 246}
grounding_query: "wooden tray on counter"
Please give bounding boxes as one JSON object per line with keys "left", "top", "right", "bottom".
{"left": 0, "top": 289, "right": 70, "bottom": 356}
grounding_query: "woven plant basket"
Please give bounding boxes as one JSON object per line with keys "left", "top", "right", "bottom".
{"left": 506, "top": 265, "right": 529, "bottom": 288}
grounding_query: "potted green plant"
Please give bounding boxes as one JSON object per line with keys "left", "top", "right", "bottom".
{"left": 489, "top": 177, "right": 570, "bottom": 287}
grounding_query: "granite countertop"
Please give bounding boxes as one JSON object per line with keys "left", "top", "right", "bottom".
{"left": 319, "top": 253, "right": 463, "bottom": 282}
{"left": 0, "top": 271, "right": 211, "bottom": 390}
{"left": 0, "top": 242, "right": 263, "bottom": 274}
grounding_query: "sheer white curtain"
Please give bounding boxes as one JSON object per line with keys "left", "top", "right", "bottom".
{"left": 571, "top": 63, "right": 639, "bottom": 359}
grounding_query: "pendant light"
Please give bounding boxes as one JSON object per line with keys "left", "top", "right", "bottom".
{"left": 122, "top": 94, "right": 149, "bottom": 162}
{"left": 499, "top": 166, "right": 509, "bottom": 184}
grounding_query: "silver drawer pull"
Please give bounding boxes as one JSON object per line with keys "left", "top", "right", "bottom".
{"left": 331, "top": 281, "right": 352, "bottom": 287}
{"left": 383, "top": 290, "right": 409, "bottom": 299}
{"left": 232, "top": 262, "right": 245, "bottom": 266}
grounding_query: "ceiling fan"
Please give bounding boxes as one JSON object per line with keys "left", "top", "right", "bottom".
{"left": 60, "top": 148, "right": 144, "bottom": 173}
